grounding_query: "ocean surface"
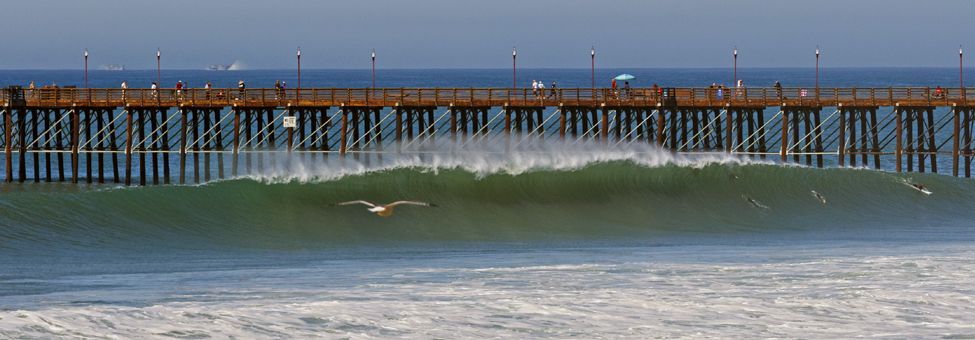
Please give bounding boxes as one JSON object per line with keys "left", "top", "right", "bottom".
{"left": 2, "top": 68, "right": 975, "bottom": 338}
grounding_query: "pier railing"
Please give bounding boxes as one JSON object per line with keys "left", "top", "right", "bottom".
{"left": 3, "top": 87, "right": 972, "bottom": 108}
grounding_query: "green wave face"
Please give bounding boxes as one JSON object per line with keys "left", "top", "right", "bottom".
{"left": 2, "top": 145, "right": 974, "bottom": 252}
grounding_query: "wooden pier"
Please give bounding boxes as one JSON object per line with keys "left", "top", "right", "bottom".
{"left": 2, "top": 86, "right": 974, "bottom": 185}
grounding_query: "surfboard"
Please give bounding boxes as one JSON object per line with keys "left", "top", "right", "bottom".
{"left": 904, "top": 183, "right": 933, "bottom": 195}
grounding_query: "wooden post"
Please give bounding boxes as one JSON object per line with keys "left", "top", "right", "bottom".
{"left": 395, "top": 105, "right": 402, "bottom": 152}
{"left": 125, "top": 110, "right": 133, "bottom": 185}
{"left": 724, "top": 105, "right": 733, "bottom": 152}
{"left": 96, "top": 110, "right": 105, "bottom": 183}
{"left": 756, "top": 108, "right": 768, "bottom": 159}
{"left": 32, "top": 109, "right": 40, "bottom": 182}
{"left": 18, "top": 109, "right": 27, "bottom": 182}
{"left": 109, "top": 110, "right": 120, "bottom": 183}
{"left": 926, "top": 108, "right": 937, "bottom": 173}
{"left": 3, "top": 109, "right": 11, "bottom": 182}
{"left": 869, "top": 108, "right": 881, "bottom": 169}
{"left": 449, "top": 105, "right": 457, "bottom": 143}
{"left": 179, "top": 110, "right": 187, "bottom": 184}
{"left": 953, "top": 105, "right": 960, "bottom": 176}
{"left": 504, "top": 105, "right": 512, "bottom": 135}
{"left": 600, "top": 106, "right": 609, "bottom": 143}
{"left": 558, "top": 105, "right": 566, "bottom": 140}
{"left": 192, "top": 110, "right": 200, "bottom": 183}
{"left": 203, "top": 110, "right": 212, "bottom": 182}
{"left": 340, "top": 106, "right": 348, "bottom": 156}
{"left": 138, "top": 111, "right": 146, "bottom": 186}
{"left": 232, "top": 109, "right": 240, "bottom": 177}
{"left": 814, "top": 109, "right": 824, "bottom": 168}
{"left": 803, "top": 111, "right": 813, "bottom": 166}
{"left": 161, "top": 109, "right": 171, "bottom": 184}
{"left": 791, "top": 110, "right": 801, "bottom": 163}
{"left": 287, "top": 108, "right": 294, "bottom": 154}
{"left": 149, "top": 110, "right": 159, "bottom": 185}
{"left": 214, "top": 109, "right": 225, "bottom": 178}
{"left": 70, "top": 108, "right": 80, "bottom": 183}
{"left": 838, "top": 109, "right": 846, "bottom": 167}
{"left": 43, "top": 110, "right": 53, "bottom": 182}
{"left": 780, "top": 110, "right": 789, "bottom": 162}
{"left": 895, "top": 108, "right": 902, "bottom": 172}
{"left": 965, "top": 109, "right": 972, "bottom": 178}
{"left": 656, "top": 105, "right": 666, "bottom": 146}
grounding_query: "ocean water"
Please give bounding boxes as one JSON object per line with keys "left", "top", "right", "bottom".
{"left": 1, "top": 69, "right": 975, "bottom": 338}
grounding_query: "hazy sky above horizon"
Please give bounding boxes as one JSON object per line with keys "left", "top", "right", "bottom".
{"left": 1, "top": 0, "right": 973, "bottom": 69}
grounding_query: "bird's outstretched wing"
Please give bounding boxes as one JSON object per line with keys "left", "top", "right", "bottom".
{"left": 338, "top": 200, "right": 377, "bottom": 207}
{"left": 385, "top": 201, "right": 436, "bottom": 208}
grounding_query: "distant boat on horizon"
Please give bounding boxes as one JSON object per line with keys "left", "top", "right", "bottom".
{"left": 100, "top": 64, "right": 125, "bottom": 71}
{"left": 206, "top": 60, "right": 245, "bottom": 71}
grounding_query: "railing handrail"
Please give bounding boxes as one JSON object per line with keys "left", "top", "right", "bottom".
{"left": 5, "top": 87, "right": 974, "bottom": 108}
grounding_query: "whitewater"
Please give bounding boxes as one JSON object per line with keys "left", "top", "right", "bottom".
{"left": 2, "top": 139, "right": 974, "bottom": 338}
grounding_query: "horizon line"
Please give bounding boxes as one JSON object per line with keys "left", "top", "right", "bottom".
{"left": 0, "top": 65, "right": 969, "bottom": 71}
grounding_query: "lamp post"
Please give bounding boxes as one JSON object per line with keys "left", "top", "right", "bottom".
{"left": 83, "top": 49, "right": 89, "bottom": 88}
{"left": 156, "top": 48, "right": 161, "bottom": 86}
{"left": 733, "top": 47, "right": 737, "bottom": 86}
{"left": 371, "top": 49, "right": 376, "bottom": 88}
{"left": 512, "top": 47, "right": 517, "bottom": 89}
{"left": 591, "top": 46, "right": 596, "bottom": 89}
{"left": 815, "top": 46, "right": 820, "bottom": 100}
{"left": 961, "top": 46, "right": 965, "bottom": 100}
{"left": 297, "top": 47, "right": 301, "bottom": 91}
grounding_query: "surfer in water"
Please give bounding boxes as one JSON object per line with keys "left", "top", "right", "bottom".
{"left": 742, "top": 195, "right": 771, "bottom": 210}
{"left": 337, "top": 200, "right": 437, "bottom": 217}
{"left": 811, "top": 190, "right": 827, "bottom": 205}
{"left": 909, "top": 183, "right": 932, "bottom": 195}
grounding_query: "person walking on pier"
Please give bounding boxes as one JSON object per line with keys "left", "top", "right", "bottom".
{"left": 532, "top": 80, "right": 539, "bottom": 98}
{"left": 623, "top": 81, "right": 631, "bottom": 99}
{"left": 150, "top": 82, "right": 158, "bottom": 99}
{"left": 28, "top": 81, "right": 35, "bottom": 99}
{"left": 274, "top": 80, "right": 282, "bottom": 99}
{"left": 550, "top": 81, "right": 558, "bottom": 99}
{"left": 774, "top": 81, "right": 782, "bottom": 100}
{"left": 120, "top": 81, "right": 128, "bottom": 100}
{"left": 611, "top": 79, "right": 618, "bottom": 99}
{"left": 237, "top": 80, "right": 246, "bottom": 100}
{"left": 537, "top": 81, "right": 545, "bottom": 99}
{"left": 175, "top": 80, "right": 184, "bottom": 99}
{"left": 204, "top": 82, "right": 212, "bottom": 100}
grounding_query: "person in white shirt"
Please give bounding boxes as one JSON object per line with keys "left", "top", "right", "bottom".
{"left": 120, "top": 81, "right": 128, "bottom": 100}
{"left": 531, "top": 80, "right": 539, "bottom": 97}
{"left": 537, "top": 81, "right": 545, "bottom": 98}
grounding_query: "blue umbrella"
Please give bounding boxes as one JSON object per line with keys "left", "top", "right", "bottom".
{"left": 614, "top": 74, "right": 635, "bottom": 81}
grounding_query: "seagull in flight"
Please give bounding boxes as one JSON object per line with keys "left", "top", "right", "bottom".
{"left": 337, "top": 200, "right": 437, "bottom": 217}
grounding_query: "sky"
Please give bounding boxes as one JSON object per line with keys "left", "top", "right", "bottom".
{"left": 1, "top": 0, "right": 973, "bottom": 69}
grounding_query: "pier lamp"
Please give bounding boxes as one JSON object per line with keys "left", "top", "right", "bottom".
{"left": 84, "top": 49, "right": 89, "bottom": 88}
{"left": 156, "top": 48, "right": 161, "bottom": 86}
{"left": 512, "top": 47, "right": 517, "bottom": 89}
{"left": 297, "top": 47, "right": 301, "bottom": 91}
{"left": 591, "top": 46, "right": 596, "bottom": 90}
{"left": 371, "top": 49, "right": 376, "bottom": 89}
{"left": 815, "top": 46, "right": 820, "bottom": 100}
{"left": 733, "top": 47, "right": 737, "bottom": 85}
{"left": 961, "top": 46, "right": 965, "bottom": 99}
